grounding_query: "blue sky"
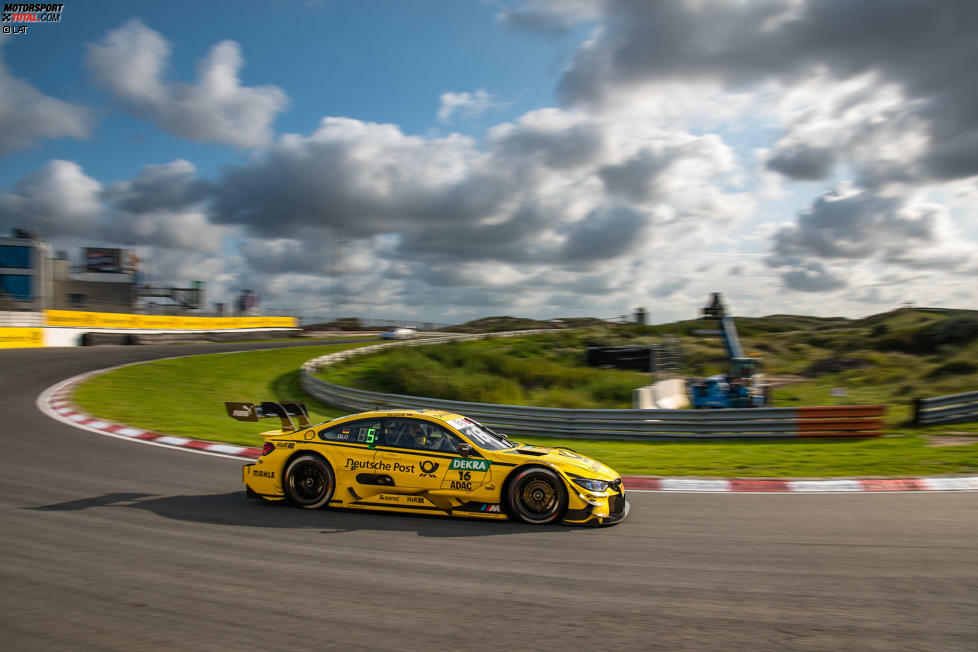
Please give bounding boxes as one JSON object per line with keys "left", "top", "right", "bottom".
{"left": 2, "top": 0, "right": 587, "bottom": 181}
{"left": 1, "top": 0, "right": 976, "bottom": 323}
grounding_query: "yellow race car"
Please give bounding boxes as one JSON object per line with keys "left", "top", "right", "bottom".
{"left": 229, "top": 402, "right": 628, "bottom": 526}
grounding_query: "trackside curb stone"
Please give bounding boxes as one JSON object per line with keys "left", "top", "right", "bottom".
{"left": 38, "top": 374, "right": 978, "bottom": 494}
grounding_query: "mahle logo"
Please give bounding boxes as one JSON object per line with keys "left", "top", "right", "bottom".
{"left": 449, "top": 457, "right": 491, "bottom": 472}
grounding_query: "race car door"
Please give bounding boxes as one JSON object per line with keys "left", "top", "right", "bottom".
{"left": 373, "top": 418, "right": 472, "bottom": 498}
{"left": 317, "top": 417, "right": 383, "bottom": 498}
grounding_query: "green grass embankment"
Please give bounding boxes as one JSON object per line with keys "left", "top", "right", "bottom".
{"left": 319, "top": 336, "right": 649, "bottom": 408}
{"left": 73, "top": 344, "right": 365, "bottom": 441}
{"left": 71, "top": 341, "right": 978, "bottom": 477}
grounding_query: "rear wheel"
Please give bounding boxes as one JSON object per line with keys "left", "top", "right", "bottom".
{"left": 283, "top": 455, "right": 335, "bottom": 509}
{"left": 507, "top": 467, "right": 567, "bottom": 524}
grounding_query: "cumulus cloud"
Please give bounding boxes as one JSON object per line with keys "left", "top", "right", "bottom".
{"left": 498, "top": 0, "right": 604, "bottom": 35}
{"left": 0, "top": 44, "right": 92, "bottom": 156}
{"left": 199, "top": 106, "right": 750, "bottom": 313}
{"left": 651, "top": 277, "right": 689, "bottom": 298}
{"left": 437, "top": 89, "right": 497, "bottom": 123}
{"left": 0, "top": 160, "right": 102, "bottom": 238}
{"left": 0, "top": 159, "right": 227, "bottom": 253}
{"left": 211, "top": 117, "right": 500, "bottom": 238}
{"left": 239, "top": 236, "right": 335, "bottom": 277}
{"left": 487, "top": 108, "right": 606, "bottom": 170}
{"left": 770, "top": 186, "right": 936, "bottom": 261}
{"left": 102, "top": 159, "right": 209, "bottom": 213}
{"left": 86, "top": 20, "right": 288, "bottom": 147}
{"left": 598, "top": 134, "right": 734, "bottom": 203}
{"left": 545, "top": 0, "right": 978, "bottom": 187}
{"left": 499, "top": 0, "right": 978, "bottom": 302}
{"left": 765, "top": 144, "right": 836, "bottom": 181}
{"left": 780, "top": 261, "right": 847, "bottom": 293}
{"left": 561, "top": 204, "right": 650, "bottom": 264}
{"left": 766, "top": 184, "right": 976, "bottom": 292}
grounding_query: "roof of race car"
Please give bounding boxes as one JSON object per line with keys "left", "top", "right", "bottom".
{"left": 328, "top": 408, "right": 466, "bottom": 425}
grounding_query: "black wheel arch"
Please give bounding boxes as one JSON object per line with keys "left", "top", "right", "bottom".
{"left": 281, "top": 450, "right": 337, "bottom": 508}
{"left": 282, "top": 448, "right": 331, "bottom": 474}
{"left": 501, "top": 463, "right": 569, "bottom": 517}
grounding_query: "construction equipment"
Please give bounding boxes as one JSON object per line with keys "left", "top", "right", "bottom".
{"left": 688, "top": 293, "right": 770, "bottom": 408}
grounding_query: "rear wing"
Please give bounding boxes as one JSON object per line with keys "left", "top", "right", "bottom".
{"left": 225, "top": 401, "right": 310, "bottom": 431}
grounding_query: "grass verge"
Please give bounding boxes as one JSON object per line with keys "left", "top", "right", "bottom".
{"left": 70, "top": 344, "right": 978, "bottom": 477}
{"left": 72, "top": 344, "right": 366, "bottom": 442}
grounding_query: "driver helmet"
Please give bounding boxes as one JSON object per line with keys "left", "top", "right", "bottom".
{"left": 409, "top": 423, "right": 427, "bottom": 448}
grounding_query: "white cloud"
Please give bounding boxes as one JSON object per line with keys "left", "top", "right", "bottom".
{"left": 498, "top": 0, "right": 604, "bottom": 34}
{"left": 767, "top": 184, "right": 977, "bottom": 294}
{"left": 437, "top": 89, "right": 497, "bottom": 123}
{"left": 86, "top": 20, "right": 288, "bottom": 147}
{"left": 0, "top": 44, "right": 92, "bottom": 156}
{"left": 0, "top": 160, "right": 102, "bottom": 238}
{"left": 547, "top": 0, "right": 978, "bottom": 187}
{"left": 200, "top": 107, "right": 758, "bottom": 317}
{"left": 0, "top": 159, "right": 228, "bottom": 254}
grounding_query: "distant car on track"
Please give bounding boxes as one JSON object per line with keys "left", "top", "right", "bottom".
{"left": 228, "top": 402, "right": 629, "bottom": 526}
{"left": 381, "top": 327, "right": 416, "bottom": 339}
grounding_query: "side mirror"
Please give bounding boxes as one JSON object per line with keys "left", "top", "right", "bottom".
{"left": 458, "top": 443, "right": 474, "bottom": 457}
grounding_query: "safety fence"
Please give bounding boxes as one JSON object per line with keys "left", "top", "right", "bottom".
{"left": 913, "top": 390, "right": 978, "bottom": 425}
{"left": 0, "top": 309, "right": 299, "bottom": 348}
{"left": 300, "top": 337, "right": 886, "bottom": 440}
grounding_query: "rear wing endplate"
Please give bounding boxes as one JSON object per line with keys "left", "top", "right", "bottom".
{"left": 225, "top": 401, "right": 310, "bottom": 431}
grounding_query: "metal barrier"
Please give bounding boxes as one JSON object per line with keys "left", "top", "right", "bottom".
{"left": 914, "top": 390, "right": 978, "bottom": 425}
{"left": 300, "top": 335, "right": 886, "bottom": 440}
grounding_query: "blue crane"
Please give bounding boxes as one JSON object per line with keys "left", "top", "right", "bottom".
{"left": 689, "top": 293, "right": 770, "bottom": 408}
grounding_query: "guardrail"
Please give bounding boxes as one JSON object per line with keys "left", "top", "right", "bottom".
{"left": 300, "top": 335, "right": 886, "bottom": 440}
{"left": 913, "top": 390, "right": 978, "bottom": 425}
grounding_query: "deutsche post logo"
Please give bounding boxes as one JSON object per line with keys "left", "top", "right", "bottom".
{"left": 419, "top": 460, "right": 439, "bottom": 478}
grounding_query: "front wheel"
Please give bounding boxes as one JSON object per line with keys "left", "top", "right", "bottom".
{"left": 283, "top": 455, "right": 335, "bottom": 509}
{"left": 507, "top": 467, "right": 567, "bottom": 524}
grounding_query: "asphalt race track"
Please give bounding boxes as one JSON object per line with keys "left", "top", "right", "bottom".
{"left": 2, "top": 344, "right": 976, "bottom": 651}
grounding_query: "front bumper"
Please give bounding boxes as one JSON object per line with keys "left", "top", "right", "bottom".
{"left": 562, "top": 488, "right": 630, "bottom": 527}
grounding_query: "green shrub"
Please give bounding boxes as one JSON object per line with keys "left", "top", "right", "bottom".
{"left": 926, "top": 360, "right": 978, "bottom": 378}
{"left": 914, "top": 316, "right": 978, "bottom": 351}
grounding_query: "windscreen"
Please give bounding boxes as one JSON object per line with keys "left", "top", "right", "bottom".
{"left": 446, "top": 417, "right": 514, "bottom": 451}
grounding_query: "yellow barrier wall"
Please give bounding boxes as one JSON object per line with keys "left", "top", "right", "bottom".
{"left": 0, "top": 328, "right": 45, "bottom": 348}
{"left": 43, "top": 310, "right": 297, "bottom": 330}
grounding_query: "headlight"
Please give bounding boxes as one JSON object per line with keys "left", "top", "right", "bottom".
{"left": 572, "top": 477, "right": 609, "bottom": 492}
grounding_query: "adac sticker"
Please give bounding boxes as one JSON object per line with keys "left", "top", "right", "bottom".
{"left": 449, "top": 457, "right": 491, "bottom": 472}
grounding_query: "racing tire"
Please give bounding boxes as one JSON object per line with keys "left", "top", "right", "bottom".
{"left": 507, "top": 467, "right": 567, "bottom": 525}
{"left": 283, "top": 455, "right": 335, "bottom": 510}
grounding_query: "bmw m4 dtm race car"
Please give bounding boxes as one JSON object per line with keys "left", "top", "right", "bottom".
{"left": 229, "top": 401, "right": 629, "bottom": 526}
